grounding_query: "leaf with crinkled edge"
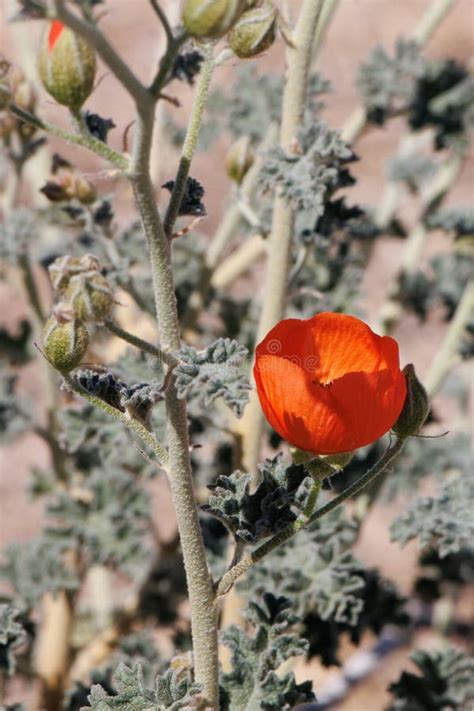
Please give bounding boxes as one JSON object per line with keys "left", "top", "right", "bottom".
{"left": 221, "top": 593, "right": 314, "bottom": 711}
{"left": 382, "top": 433, "right": 471, "bottom": 501}
{"left": 82, "top": 662, "right": 203, "bottom": 711}
{"left": 240, "top": 508, "right": 365, "bottom": 626}
{"left": 0, "top": 538, "right": 79, "bottom": 611}
{"left": 259, "top": 119, "right": 355, "bottom": 216}
{"left": 174, "top": 338, "right": 251, "bottom": 417}
{"left": 387, "top": 645, "right": 474, "bottom": 710}
{"left": 202, "top": 454, "right": 311, "bottom": 544}
{"left": 0, "top": 604, "right": 28, "bottom": 674}
{"left": 391, "top": 476, "right": 474, "bottom": 557}
{"left": 45, "top": 468, "right": 152, "bottom": 574}
{"left": 426, "top": 205, "right": 474, "bottom": 238}
{"left": 357, "top": 38, "right": 425, "bottom": 122}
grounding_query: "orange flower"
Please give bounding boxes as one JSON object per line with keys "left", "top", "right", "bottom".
{"left": 48, "top": 20, "right": 65, "bottom": 52}
{"left": 254, "top": 312, "right": 407, "bottom": 455}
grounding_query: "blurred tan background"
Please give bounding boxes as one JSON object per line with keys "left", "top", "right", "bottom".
{"left": 1, "top": 1, "right": 473, "bottom": 708}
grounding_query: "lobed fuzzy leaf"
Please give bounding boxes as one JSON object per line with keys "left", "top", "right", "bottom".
{"left": 387, "top": 645, "right": 474, "bottom": 710}
{"left": 391, "top": 476, "right": 474, "bottom": 558}
{"left": 202, "top": 454, "right": 311, "bottom": 544}
{"left": 174, "top": 338, "right": 251, "bottom": 417}
{"left": 0, "top": 604, "right": 28, "bottom": 675}
{"left": 221, "top": 593, "right": 314, "bottom": 711}
{"left": 82, "top": 662, "right": 203, "bottom": 711}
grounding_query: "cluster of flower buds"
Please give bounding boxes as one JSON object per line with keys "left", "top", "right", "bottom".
{"left": 38, "top": 21, "right": 96, "bottom": 109}
{"left": 182, "top": 0, "right": 278, "bottom": 59}
{"left": 0, "top": 59, "right": 37, "bottom": 140}
{"left": 43, "top": 255, "right": 115, "bottom": 372}
{"left": 48, "top": 254, "right": 115, "bottom": 323}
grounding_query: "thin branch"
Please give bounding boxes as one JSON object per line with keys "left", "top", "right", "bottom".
{"left": 52, "top": 0, "right": 151, "bottom": 109}
{"left": 104, "top": 318, "right": 177, "bottom": 367}
{"left": 163, "top": 44, "right": 215, "bottom": 237}
{"left": 216, "top": 437, "right": 406, "bottom": 597}
{"left": 9, "top": 104, "right": 129, "bottom": 170}
{"left": 149, "top": 0, "right": 174, "bottom": 46}
{"left": 150, "top": 31, "right": 188, "bottom": 98}
{"left": 64, "top": 375, "right": 170, "bottom": 469}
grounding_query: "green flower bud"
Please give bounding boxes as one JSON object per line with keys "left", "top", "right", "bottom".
{"left": 225, "top": 136, "right": 254, "bottom": 184}
{"left": 66, "top": 272, "right": 114, "bottom": 322}
{"left": 38, "top": 21, "right": 96, "bottom": 109}
{"left": 228, "top": 1, "right": 277, "bottom": 58}
{"left": 182, "top": 0, "right": 246, "bottom": 40}
{"left": 392, "top": 364, "right": 430, "bottom": 438}
{"left": 43, "top": 314, "right": 89, "bottom": 372}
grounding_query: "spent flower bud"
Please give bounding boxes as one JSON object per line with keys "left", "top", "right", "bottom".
{"left": 225, "top": 136, "right": 254, "bottom": 184}
{"left": 228, "top": 1, "right": 277, "bottom": 58}
{"left": 38, "top": 21, "right": 96, "bottom": 109}
{"left": 392, "top": 363, "right": 429, "bottom": 438}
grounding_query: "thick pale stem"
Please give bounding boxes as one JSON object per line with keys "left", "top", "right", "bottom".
{"left": 217, "top": 437, "right": 405, "bottom": 597}
{"left": 424, "top": 281, "right": 474, "bottom": 396}
{"left": 240, "top": 0, "right": 325, "bottom": 474}
{"left": 130, "top": 109, "right": 219, "bottom": 705}
{"left": 378, "top": 153, "right": 463, "bottom": 335}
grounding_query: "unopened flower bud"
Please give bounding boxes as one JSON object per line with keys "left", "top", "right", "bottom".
{"left": 66, "top": 272, "right": 114, "bottom": 322}
{"left": 43, "top": 314, "right": 89, "bottom": 372}
{"left": 73, "top": 175, "right": 96, "bottom": 204}
{"left": 38, "top": 21, "right": 96, "bottom": 109}
{"left": 225, "top": 136, "right": 254, "bottom": 184}
{"left": 182, "top": 0, "right": 246, "bottom": 40}
{"left": 392, "top": 364, "right": 429, "bottom": 438}
{"left": 228, "top": 1, "right": 277, "bottom": 58}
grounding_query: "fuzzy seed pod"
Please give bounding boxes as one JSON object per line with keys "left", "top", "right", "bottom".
{"left": 225, "top": 135, "right": 254, "bottom": 184}
{"left": 66, "top": 272, "right": 114, "bottom": 322}
{"left": 392, "top": 364, "right": 429, "bottom": 438}
{"left": 182, "top": 0, "right": 246, "bottom": 40}
{"left": 38, "top": 21, "right": 96, "bottom": 109}
{"left": 228, "top": 1, "right": 277, "bottom": 58}
{"left": 43, "top": 315, "right": 89, "bottom": 372}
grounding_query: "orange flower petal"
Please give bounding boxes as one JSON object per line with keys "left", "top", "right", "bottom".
{"left": 48, "top": 20, "right": 65, "bottom": 52}
{"left": 254, "top": 312, "right": 407, "bottom": 455}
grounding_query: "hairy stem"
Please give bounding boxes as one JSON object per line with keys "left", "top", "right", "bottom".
{"left": 163, "top": 46, "right": 215, "bottom": 237}
{"left": 240, "top": 0, "right": 325, "bottom": 474}
{"left": 9, "top": 104, "right": 129, "bottom": 170}
{"left": 217, "top": 437, "right": 405, "bottom": 597}
{"left": 53, "top": 0, "right": 150, "bottom": 108}
{"left": 130, "top": 107, "right": 219, "bottom": 704}
{"left": 65, "top": 375, "right": 170, "bottom": 468}
{"left": 104, "top": 318, "right": 177, "bottom": 367}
